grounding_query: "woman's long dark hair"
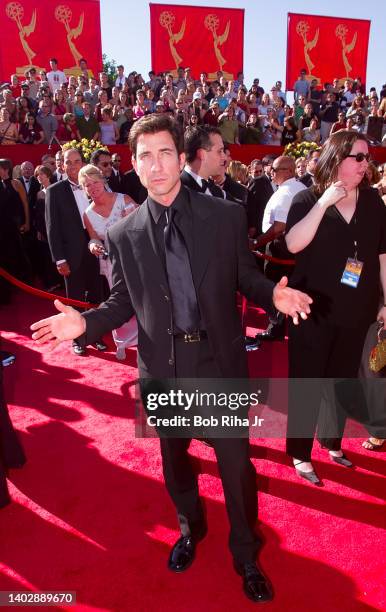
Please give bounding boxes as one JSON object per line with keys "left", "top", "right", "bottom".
{"left": 313, "top": 130, "right": 369, "bottom": 195}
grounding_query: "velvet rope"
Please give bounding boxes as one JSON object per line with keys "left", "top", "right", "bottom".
{"left": 0, "top": 267, "right": 96, "bottom": 309}
{"left": 253, "top": 250, "right": 295, "bottom": 265}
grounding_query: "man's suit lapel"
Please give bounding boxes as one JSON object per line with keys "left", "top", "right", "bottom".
{"left": 63, "top": 180, "right": 84, "bottom": 227}
{"left": 185, "top": 190, "right": 217, "bottom": 290}
{"left": 128, "top": 200, "right": 169, "bottom": 289}
{"left": 181, "top": 170, "right": 200, "bottom": 192}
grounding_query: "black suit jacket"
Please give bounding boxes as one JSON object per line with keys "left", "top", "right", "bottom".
{"left": 180, "top": 169, "right": 224, "bottom": 198}
{"left": 300, "top": 173, "right": 314, "bottom": 188}
{"left": 247, "top": 175, "right": 274, "bottom": 234}
{"left": 45, "top": 180, "right": 89, "bottom": 269}
{"left": 122, "top": 169, "right": 148, "bottom": 204}
{"left": 18, "top": 176, "right": 40, "bottom": 214}
{"left": 82, "top": 186, "right": 275, "bottom": 378}
{"left": 223, "top": 175, "right": 248, "bottom": 207}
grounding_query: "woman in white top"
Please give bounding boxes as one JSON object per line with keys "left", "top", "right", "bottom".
{"left": 79, "top": 164, "right": 138, "bottom": 360}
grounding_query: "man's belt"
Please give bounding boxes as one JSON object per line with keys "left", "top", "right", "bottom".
{"left": 174, "top": 330, "right": 208, "bottom": 343}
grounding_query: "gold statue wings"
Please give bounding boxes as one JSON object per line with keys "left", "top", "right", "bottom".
{"left": 346, "top": 32, "right": 357, "bottom": 53}
{"left": 174, "top": 17, "right": 186, "bottom": 43}
{"left": 72, "top": 13, "right": 84, "bottom": 39}
{"left": 308, "top": 28, "right": 319, "bottom": 50}
{"left": 24, "top": 9, "right": 36, "bottom": 36}
{"left": 218, "top": 20, "right": 230, "bottom": 45}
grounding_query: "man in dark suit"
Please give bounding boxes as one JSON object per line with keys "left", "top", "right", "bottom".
{"left": 247, "top": 156, "right": 276, "bottom": 238}
{"left": 300, "top": 150, "right": 320, "bottom": 188}
{"left": 18, "top": 161, "right": 40, "bottom": 214}
{"left": 45, "top": 148, "right": 106, "bottom": 356}
{"left": 32, "top": 115, "right": 312, "bottom": 603}
{"left": 180, "top": 126, "right": 225, "bottom": 198}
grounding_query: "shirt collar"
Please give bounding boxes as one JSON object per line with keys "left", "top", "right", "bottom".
{"left": 184, "top": 165, "right": 205, "bottom": 188}
{"left": 148, "top": 183, "right": 188, "bottom": 224}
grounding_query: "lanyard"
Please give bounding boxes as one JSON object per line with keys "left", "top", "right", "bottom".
{"left": 333, "top": 187, "right": 359, "bottom": 260}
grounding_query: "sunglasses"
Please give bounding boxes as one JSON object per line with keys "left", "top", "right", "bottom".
{"left": 345, "top": 153, "right": 370, "bottom": 162}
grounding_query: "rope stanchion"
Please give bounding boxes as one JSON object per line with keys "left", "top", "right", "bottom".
{"left": 252, "top": 250, "right": 295, "bottom": 266}
{"left": 0, "top": 266, "right": 96, "bottom": 309}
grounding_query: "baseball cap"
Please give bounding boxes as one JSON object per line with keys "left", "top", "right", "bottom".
{"left": 193, "top": 92, "right": 202, "bottom": 100}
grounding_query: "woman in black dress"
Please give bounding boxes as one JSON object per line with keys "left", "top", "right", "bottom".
{"left": 285, "top": 130, "right": 386, "bottom": 484}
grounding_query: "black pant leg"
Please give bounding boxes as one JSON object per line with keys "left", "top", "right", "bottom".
{"left": 212, "top": 437, "right": 258, "bottom": 563}
{"left": 286, "top": 319, "right": 335, "bottom": 461}
{"left": 317, "top": 323, "right": 371, "bottom": 450}
{"left": 159, "top": 436, "right": 206, "bottom": 537}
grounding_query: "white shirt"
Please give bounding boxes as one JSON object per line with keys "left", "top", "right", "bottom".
{"left": 184, "top": 166, "right": 212, "bottom": 195}
{"left": 262, "top": 177, "right": 306, "bottom": 233}
{"left": 47, "top": 70, "right": 67, "bottom": 93}
{"left": 115, "top": 74, "right": 127, "bottom": 88}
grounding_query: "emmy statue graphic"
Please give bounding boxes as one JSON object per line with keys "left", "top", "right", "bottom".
{"left": 296, "top": 20, "right": 320, "bottom": 85}
{"left": 55, "top": 4, "right": 90, "bottom": 77}
{"left": 159, "top": 11, "right": 186, "bottom": 77}
{"left": 204, "top": 14, "right": 233, "bottom": 80}
{"left": 335, "top": 24, "right": 357, "bottom": 82}
{"left": 6, "top": 2, "right": 44, "bottom": 76}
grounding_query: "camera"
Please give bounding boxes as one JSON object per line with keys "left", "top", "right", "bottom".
{"left": 101, "top": 248, "right": 109, "bottom": 260}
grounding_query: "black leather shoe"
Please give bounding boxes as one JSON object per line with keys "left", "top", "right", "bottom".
{"left": 94, "top": 340, "right": 107, "bottom": 351}
{"left": 168, "top": 535, "right": 198, "bottom": 572}
{"left": 234, "top": 561, "right": 274, "bottom": 603}
{"left": 245, "top": 336, "right": 261, "bottom": 352}
{"left": 255, "top": 322, "right": 285, "bottom": 342}
{"left": 72, "top": 344, "right": 87, "bottom": 356}
{"left": 0, "top": 351, "right": 16, "bottom": 367}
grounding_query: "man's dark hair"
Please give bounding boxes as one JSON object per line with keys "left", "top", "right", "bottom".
{"left": 90, "top": 148, "right": 111, "bottom": 165}
{"left": 262, "top": 154, "right": 277, "bottom": 165}
{"left": 184, "top": 125, "right": 222, "bottom": 163}
{"left": 49, "top": 58, "right": 58, "bottom": 64}
{"left": 129, "top": 113, "right": 184, "bottom": 158}
{"left": 0, "top": 158, "right": 13, "bottom": 175}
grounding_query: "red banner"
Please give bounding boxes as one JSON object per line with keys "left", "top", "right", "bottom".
{"left": 0, "top": 0, "right": 102, "bottom": 81}
{"left": 286, "top": 13, "right": 371, "bottom": 90}
{"left": 150, "top": 3, "right": 244, "bottom": 80}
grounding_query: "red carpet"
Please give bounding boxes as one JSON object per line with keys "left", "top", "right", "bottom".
{"left": 0, "top": 291, "right": 385, "bottom": 611}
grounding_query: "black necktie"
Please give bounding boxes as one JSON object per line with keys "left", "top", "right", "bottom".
{"left": 164, "top": 208, "right": 200, "bottom": 334}
{"left": 200, "top": 179, "right": 208, "bottom": 193}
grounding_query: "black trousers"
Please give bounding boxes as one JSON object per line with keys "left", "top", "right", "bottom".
{"left": 64, "top": 244, "right": 102, "bottom": 306}
{"left": 0, "top": 365, "right": 26, "bottom": 508}
{"left": 286, "top": 317, "right": 370, "bottom": 461}
{"left": 158, "top": 338, "right": 259, "bottom": 563}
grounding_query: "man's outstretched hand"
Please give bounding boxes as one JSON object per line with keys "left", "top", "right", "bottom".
{"left": 273, "top": 276, "right": 312, "bottom": 325}
{"left": 30, "top": 300, "right": 86, "bottom": 349}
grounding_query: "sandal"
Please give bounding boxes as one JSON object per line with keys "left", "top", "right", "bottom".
{"left": 362, "top": 438, "right": 385, "bottom": 451}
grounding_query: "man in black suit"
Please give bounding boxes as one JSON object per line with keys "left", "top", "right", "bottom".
{"left": 180, "top": 126, "right": 225, "bottom": 198}
{"left": 18, "top": 161, "right": 40, "bottom": 215}
{"left": 45, "top": 148, "right": 106, "bottom": 356}
{"left": 247, "top": 155, "right": 276, "bottom": 239}
{"left": 300, "top": 150, "right": 320, "bottom": 188}
{"left": 32, "top": 115, "right": 312, "bottom": 603}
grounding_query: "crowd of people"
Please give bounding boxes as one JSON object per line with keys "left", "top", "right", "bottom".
{"left": 1, "top": 61, "right": 386, "bottom": 147}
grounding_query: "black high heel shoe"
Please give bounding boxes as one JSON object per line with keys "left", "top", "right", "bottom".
{"left": 329, "top": 452, "right": 353, "bottom": 467}
{"left": 293, "top": 460, "right": 322, "bottom": 486}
